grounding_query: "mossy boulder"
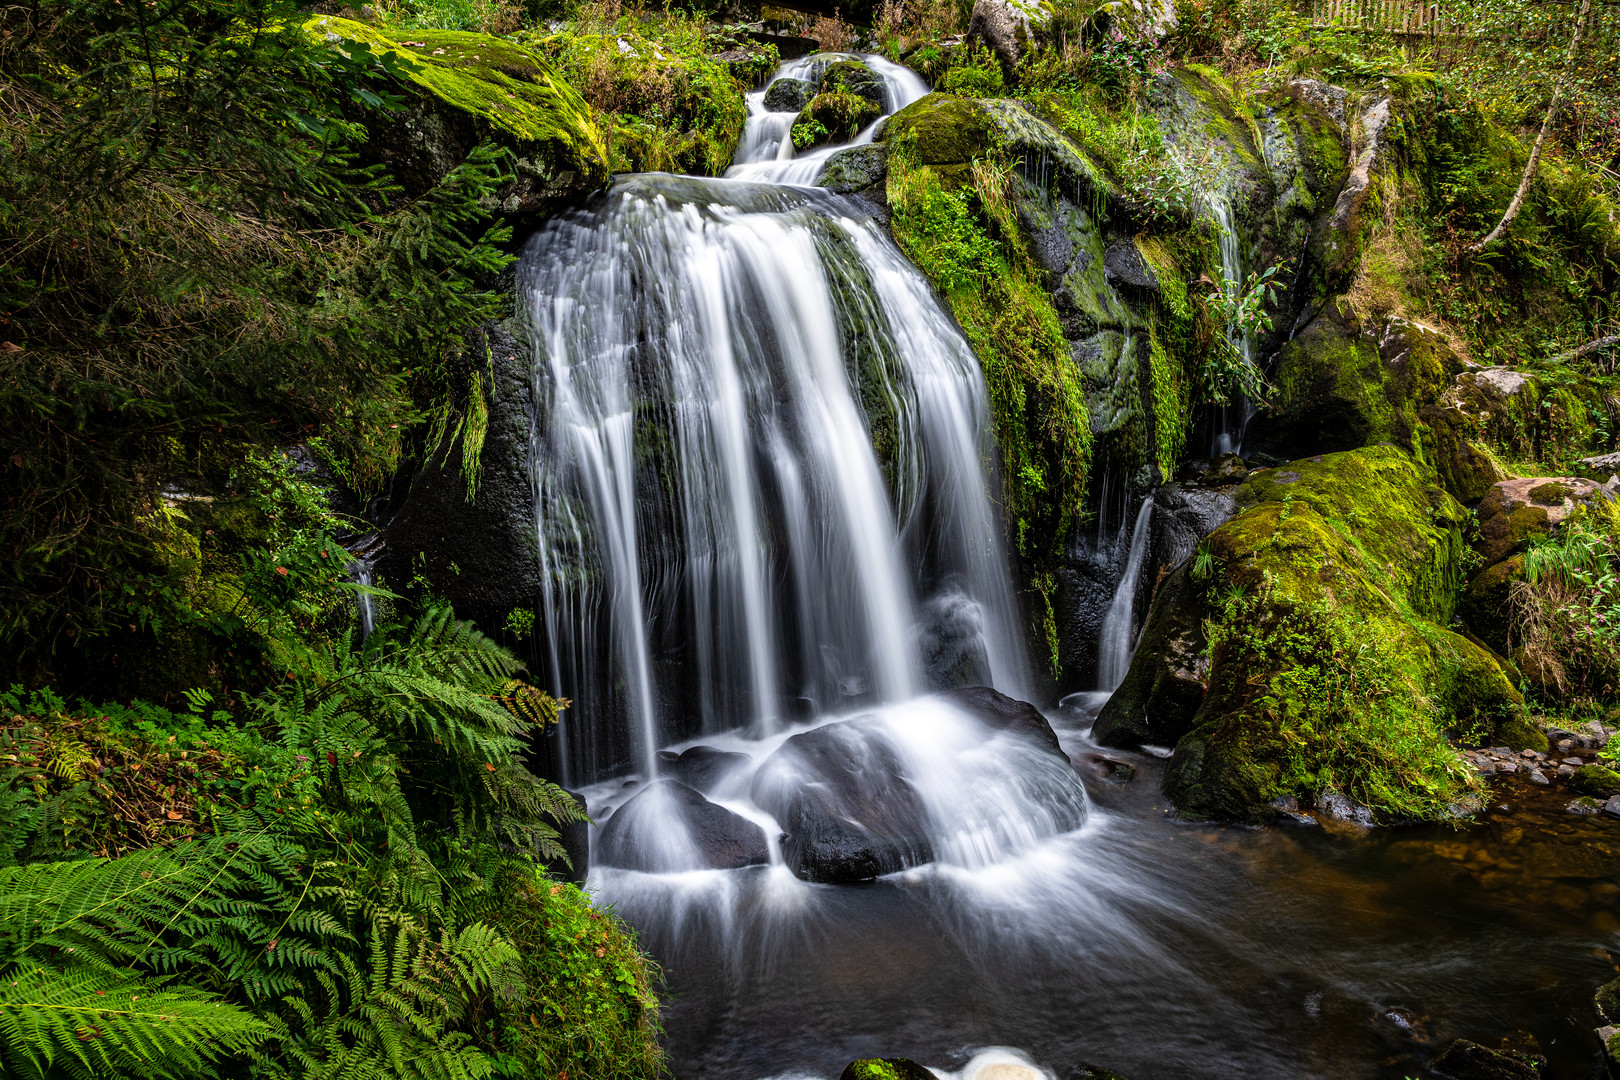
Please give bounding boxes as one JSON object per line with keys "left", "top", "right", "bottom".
{"left": 1597, "top": 976, "right": 1620, "bottom": 1024}
{"left": 1247, "top": 310, "right": 1465, "bottom": 463}
{"left": 305, "top": 17, "right": 608, "bottom": 208}
{"left": 817, "top": 60, "right": 887, "bottom": 107}
{"left": 818, "top": 143, "right": 890, "bottom": 194}
{"left": 879, "top": 93, "right": 995, "bottom": 179}
{"left": 1570, "top": 764, "right": 1620, "bottom": 798}
{"left": 793, "top": 90, "right": 882, "bottom": 150}
{"left": 763, "top": 76, "right": 815, "bottom": 112}
{"left": 839, "top": 1060, "right": 935, "bottom": 1080}
{"left": 1143, "top": 446, "right": 1515, "bottom": 823}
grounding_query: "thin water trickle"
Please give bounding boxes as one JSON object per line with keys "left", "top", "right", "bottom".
{"left": 1208, "top": 195, "right": 1256, "bottom": 457}
{"left": 1096, "top": 496, "right": 1154, "bottom": 691}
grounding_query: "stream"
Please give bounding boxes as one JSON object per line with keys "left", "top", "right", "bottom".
{"left": 517, "top": 55, "right": 1620, "bottom": 1080}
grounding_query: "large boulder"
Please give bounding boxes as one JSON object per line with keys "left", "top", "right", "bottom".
{"left": 380, "top": 318, "right": 541, "bottom": 630}
{"left": 817, "top": 60, "right": 887, "bottom": 108}
{"left": 1092, "top": 565, "right": 1209, "bottom": 749}
{"left": 1131, "top": 446, "right": 1525, "bottom": 823}
{"left": 938, "top": 684, "right": 1064, "bottom": 755}
{"left": 305, "top": 18, "right": 609, "bottom": 209}
{"left": 1458, "top": 475, "right": 1616, "bottom": 655}
{"left": 966, "top": 0, "right": 1046, "bottom": 75}
{"left": 595, "top": 779, "right": 769, "bottom": 872}
{"left": 763, "top": 77, "right": 816, "bottom": 113}
{"left": 750, "top": 715, "right": 937, "bottom": 883}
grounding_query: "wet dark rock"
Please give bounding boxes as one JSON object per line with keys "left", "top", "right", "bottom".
{"left": 382, "top": 320, "right": 541, "bottom": 630}
{"left": 1567, "top": 797, "right": 1605, "bottom": 815}
{"left": 840, "top": 1059, "right": 936, "bottom": 1080}
{"left": 1077, "top": 752, "right": 1135, "bottom": 785}
{"left": 1067, "top": 1065, "right": 1133, "bottom": 1080}
{"left": 595, "top": 779, "right": 769, "bottom": 872}
{"left": 1429, "top": 1038, "right": 1542, "bottom": 1080}
{"left": 542, "top": 786, "right": 590, "bottom": 886}
{"left": 665, "top": 745, "right": 752, "bottom": 794}
{"left": 1527, "top": 768, "right": 1549, "bottom": 786}
{"left": 763, "top": 76, "right": 815, "bottom": 112}
{"left": 1102, "top": 240, "right": 1159, "bottom": 293}
{"left": 751, "top": 715, "right": 935, "bottom": 883}
{"left": 818, "top": 143, "right": 890, "bottom": 194}
{"left": 918, "top": 591, "right": 993, "bottom": 690}
{"left": 938, "top": 684, "right": 1065, "bottom": 757}
{"left": 1146, "top": 483, "right": 1238, "bottom": 589}
{"left": 1318, "top": 790, "right": 1375, "bottom": 826}
{"left": 1607, "top": 795, "right": 1620, "bottom": 819}
{"left": 1374, "top": 1006, "right": 1432, "bottom": 1043}
{"left": 1092, "top": 565, "right": 1208, "bottom": 750}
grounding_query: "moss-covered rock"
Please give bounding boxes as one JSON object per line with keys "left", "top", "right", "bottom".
{"left": 818, "top": 143, "right": 890, "bottom": 194}
{"left": 818, "top": 60, "right": 887, "bottom": 107}
{"left": 793, "top": 90, "right": 882, "bottom": 150}
{"left": 763, "top": 76, "right": 815, "bottom": 112}
{"left": 305, "top": 17, "right": 608, "bottom": 207}
{"left": 880, "top": 93, "right": 995, "bottom": 176}
{"left": 1570, "top": 764, "right": 1620, "bottom": 798}
{"left": 839, "top": 1060, "right": 935, "bottom": 1080}
{"left": 1248, "top": 310, "right": 1465, "bottom": 464}
{"left": 1147, "top": 446, "right": 1511, "bottom": 823}
{"left": 1597, "top": 977, "right": 1620, "bottom": 1024}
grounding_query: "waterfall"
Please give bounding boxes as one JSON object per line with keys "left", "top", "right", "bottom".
{"left": 1208, "top": 195, "right": 1255, "bottom": 456}
{"left": 726, "top": 52, "right": 928, "bottom": 186}
{"left": 524, "top": 169, "right": 1028, "bottom": 781}
{"left": 1096, "top": 496, "right": 1154, "bottom": 690}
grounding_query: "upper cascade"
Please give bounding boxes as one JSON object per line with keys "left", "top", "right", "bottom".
{"left": 726, "top": 53, "right": 928, "bottom": 186}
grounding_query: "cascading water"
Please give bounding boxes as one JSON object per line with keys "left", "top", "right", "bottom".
{"left": 526, "top": 56, "right": 1029, "bottom": 788}
{"left": 726, "top": 53, "right": 928, "bottom": 185}
{"left": 1208, "top": 195, "right": 1255, "bottom": 456}
{"left": 1095, "top": 496, "right": 1154, "bottom": 691}
{"left": 506, "top": 54, "right": 1618, "bottom": 1080}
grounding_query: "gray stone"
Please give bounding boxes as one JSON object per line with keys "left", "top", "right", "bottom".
{"left": 1529, "top": 768, "right": 1549, "bottom": 785}
{"left": 817, "top": 143, "right": 889, "bottom": 194}
{"left": 1318, "top": 789, "right": 1374, "bottom": 826}
{"left": 1568, "top": 797, "right": 1604, "bottom": 815}
{"left": 1606, "top": 796, "right": 1620, "bottom": 819}
{"left": 596, "top": 779, "right": 769, "bottom": 872}
{"left": 1102, "top": 240, "right": 1160, "bottom": 293}
{"left": 1557, "top": 765, "right": 1576, "bottom": 779}
{"left": 1563, "top": 757, "right": 1585, "bottom": 766}
{"left": 763, "top": 77, "right": 815, "bottom": 112}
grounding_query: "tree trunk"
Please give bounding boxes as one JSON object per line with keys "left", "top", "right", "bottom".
{"left": 1468, "top": 0, "right": 1594, "bottom": 252}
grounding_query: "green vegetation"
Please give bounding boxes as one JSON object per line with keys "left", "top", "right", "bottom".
{"left": 526, "top": 8, "right": 758, "bottom": 175}
{"left": 883, "top": 102, "right": 1092, "bottom": 674}
{"left": 1166, "top": 447, "right": 1526, "bottom": 822}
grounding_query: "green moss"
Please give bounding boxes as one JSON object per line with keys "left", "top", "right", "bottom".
{"left": 529, "top": 23, "right": 749, "bottom": 175}
{"left": 794, "top": 90, "right": 882, "bottom": 149}
{"left": 1570, "top": 763, "right": 1620, "bottom": 798}
{"left": 839, "top": 1060, "right": 936, "bottom": 1080}
{"left": 306, "top": 17, "right": 608, "bottom": 180}
{"left": 883, "top": 129, "right": 1091, "bottom": 676}
{"left": 1148, "top": 334, "right": 1191, "bottom": 479}
{"left": 1164, "top": 447, "right": 1507, "bottom": 823}
{"left": 818, "top": 60, "right": 887, "bottom": 105}
{"left": 1597, "top": 977, "right": 1620, "bottom": 1024}
{"left": 881, "top": 94, "right": 995, "bottom": 172}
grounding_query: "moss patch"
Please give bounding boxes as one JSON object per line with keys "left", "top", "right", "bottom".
{"left": 1570, "top": 764, "right": 1620, "bottom": 798}
{"left": 306, "top": 17, "right": 608, "bottom": 185}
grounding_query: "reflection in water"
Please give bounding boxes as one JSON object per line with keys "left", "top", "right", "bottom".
{"left": 591, "top": 702, "right": 1620, "bottom": 1080}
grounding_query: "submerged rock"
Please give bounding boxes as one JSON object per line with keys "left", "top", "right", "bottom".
{"left": 595, "top": 779, "right": 768, "bottom": 872}
{"left": 937, "top": 684, "right": 1065, "bottom": 755}
{"left": 664, "top": 745, "right": 752, "bottom": 794}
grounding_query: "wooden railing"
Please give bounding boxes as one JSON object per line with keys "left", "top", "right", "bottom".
{"left": 1307, "top": 0, "right": 1448, "bottom": 33}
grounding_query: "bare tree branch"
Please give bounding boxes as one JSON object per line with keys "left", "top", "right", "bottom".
{"left": 1468, "top": 0, "right": 1594, "bottom": 252}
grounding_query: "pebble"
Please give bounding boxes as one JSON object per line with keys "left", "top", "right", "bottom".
{"left": 1607, "top": 796, "right": 1620, "bottom": 820}
{"left": 1529, "top": 769, "right": 1550, "bottom": 786}
{"left": 1490, "top": 746, "right": 1512, "bottom": 756}
{"left": 1498, "top": 761, "right": 1520, "bottom": 774}
{"left": 1563, "top": 757, "right": 1585, "bottom": 766}
{"left": 1520, "top": 748, "right": 1540, "bottom": 759}
{"left": 1557, "top": 738, "right": 1574, "bottom": 752}
{"left": 1558, "top": 765, "right": 1577, "bottom": 779}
